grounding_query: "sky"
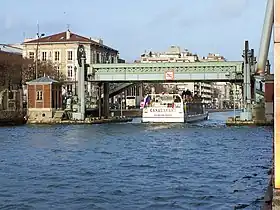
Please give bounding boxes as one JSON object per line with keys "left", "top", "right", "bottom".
{"left": 0, "top": 0, "right": 273, "bottom": 65}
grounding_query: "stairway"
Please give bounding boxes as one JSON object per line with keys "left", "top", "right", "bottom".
{"left": 53, "top": 110, "right": 65, "bottom": 120}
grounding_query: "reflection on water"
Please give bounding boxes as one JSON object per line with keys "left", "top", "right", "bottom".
{"left": 0, "top": 111, "right": 272, "bottom": 209}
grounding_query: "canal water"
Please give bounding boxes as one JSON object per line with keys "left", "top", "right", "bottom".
{"left": 0, "top": 112, "right": 273, "bottom": 210}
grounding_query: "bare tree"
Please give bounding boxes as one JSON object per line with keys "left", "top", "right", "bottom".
{"left": 0, "top": 51, "right": 22, "bottom": 89}
{"left": 0, "top": 52, "right": 65, "bottom": 86}
{"left": 22, "top": 59, "right": 66, "bottom": 83}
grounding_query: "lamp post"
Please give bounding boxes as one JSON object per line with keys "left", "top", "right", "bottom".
{"left": 35, "top": 32, "right": 45, "bottom": 79}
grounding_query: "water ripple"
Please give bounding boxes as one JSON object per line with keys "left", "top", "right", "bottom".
{"left": 0, "top": 112, "right": 273, "bottom": 209}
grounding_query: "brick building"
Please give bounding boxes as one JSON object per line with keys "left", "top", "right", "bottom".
{"left": 264, "top": 74, "right": 274, "bottom": 122}
{"left": 26, "top": 76, "right": 62, "bottom": 122}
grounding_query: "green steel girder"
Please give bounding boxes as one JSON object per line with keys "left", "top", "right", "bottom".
{"left": 90, "top": 61, "right": 243, "bottom": 74}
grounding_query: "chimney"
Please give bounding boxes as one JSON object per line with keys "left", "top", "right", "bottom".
{"left": 66, "top": 30, "right": 71, "bottom": 40}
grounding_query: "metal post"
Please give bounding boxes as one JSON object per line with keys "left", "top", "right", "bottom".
{"left": 35, "top": 24, "right": 44, "bottom": 79}
{"left": 243, "top": 43, "right": 248, "bottom": 111}
{"left": 98, "top": 84, "right": 102, "bottom": 119}
{"left": 35, "top": 40, "right": 39, "bottom": 79}
{"left": 103, "top": 82, "right": 109, "bottom": 118}
{"left": 121, "top": 95, "right": 123, "bottom": 118}
{"left": 233, "top": 83, "right": 236, "bottom": 121}
{"left": 77, "top": 64, "right": 81, "bottom": 109}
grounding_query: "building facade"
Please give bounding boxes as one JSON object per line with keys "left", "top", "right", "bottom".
{"left": 23, "top": 30, "right": 119, "bottom": 94}
{"left": 212, "top": 82, "right": 242, "bottom": 109}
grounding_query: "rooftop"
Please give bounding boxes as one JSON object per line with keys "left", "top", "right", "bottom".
{"left": 26, "top": 76, "right": 59, "bottom": 84}
{"left": 0, "top": 44, "right": 23, "bottom": 55}
{"left": 23, "top": 30, "right": 118, "bottom": 53}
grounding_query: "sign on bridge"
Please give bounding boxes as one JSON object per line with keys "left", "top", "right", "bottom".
{"left": 165, "top": 70, "right": 174, "bottom": 80}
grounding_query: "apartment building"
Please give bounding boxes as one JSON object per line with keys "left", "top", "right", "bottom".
{"left": 22, "top": 30, "right": 119, "bottom": 93}
{"left": 202, "top": 53, "right": 243, "bottom": 108}
{"left": 212, "top": 82, "right": 242, "bottom": 109}
{"left": 140, "top": 46, "right": 199, "bottom": 63}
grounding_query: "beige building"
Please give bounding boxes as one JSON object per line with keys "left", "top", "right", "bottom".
{"left": 22, "top": 30, "right": 119, "bottom": 93}
{"left": 201, "top": 53, "right": 226, "bottom": 62}
{"left": 140, "top": 46, "right": 199, "bottom": 63}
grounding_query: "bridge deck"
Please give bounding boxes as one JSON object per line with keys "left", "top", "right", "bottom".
{"left": 89, "top": 61, "right": 243, "bottom": 82}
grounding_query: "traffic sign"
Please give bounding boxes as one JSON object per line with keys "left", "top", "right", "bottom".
{"left": 165, "top": 70, "right": 174, "bottom": 80}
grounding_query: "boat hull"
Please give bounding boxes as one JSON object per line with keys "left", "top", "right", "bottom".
{"left": 142, "top": 112, "right": 209, "bottom": 123}
{"left": 142, "top": 117, "right": 185, "bottom": 123}
{"left": 185, "top": 112, "right": 209, "bottom": 123}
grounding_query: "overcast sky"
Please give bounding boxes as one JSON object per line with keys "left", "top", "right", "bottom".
{"left": 0, "top": 0, "right": 273, "bottom": 65}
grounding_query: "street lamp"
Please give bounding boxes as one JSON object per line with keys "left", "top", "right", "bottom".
{"left": 35, "top": 32, "right": 45, "bottom": 79}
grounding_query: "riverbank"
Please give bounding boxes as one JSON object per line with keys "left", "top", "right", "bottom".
{"left": 226, "top": 116, "right": 273, "bottom": 126}
{"left": 27, "top": 117, "right": 133, "bottom": 125}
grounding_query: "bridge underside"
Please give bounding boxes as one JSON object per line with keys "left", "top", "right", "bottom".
{"left": 92, "top": 78, "right": 244, "bottom": 83}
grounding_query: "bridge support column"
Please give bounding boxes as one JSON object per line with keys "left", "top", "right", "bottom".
{"left": 103, "top": 82, "right": 110, "bottom": 118}
{"left": 72, "top": 57, "right": 85, "bottom": 121}
{"left": 98, "top": 83, "right": 102, "bottom": 119}
{"left": 139, "top": 83, "right": 143, "bottom": 98}
{"left": 240, "top": 41, "right": 252, "bottom": 121}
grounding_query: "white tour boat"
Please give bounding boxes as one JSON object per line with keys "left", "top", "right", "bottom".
{"left": 141, "top": 93, "right": 209, "bottom": 123}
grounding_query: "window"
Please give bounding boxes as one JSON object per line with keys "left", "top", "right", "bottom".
{"left": 8, "top": 91, "right": 14, "bottom": 100}
{"left": 42, "top": 52, "right": 47, "bottom": 61}
{"left": 54, "top": 65, "right": 60, "bottom": 76}
{"left": 111, "top": 56, "right": 114, "bottom": 64}
{"left": 67, "top": 51, "right": 73, "bottom": 61}
{"left": 36, "top": 91, "right": 43, "bottom": 101}
{"left": 29, "top": 52, "right": 35, "bottom": 59}
{"left": 67, "top": 66, "right": 73, "bottom": 78}
{"left": 96, "top": 53, "right": 100, "bottom": 64}
{"left": 54, "top": 51, "right": 60, "bottom": 61}
{"left": 67, "top": 85, "right": 73, "bottom": 93}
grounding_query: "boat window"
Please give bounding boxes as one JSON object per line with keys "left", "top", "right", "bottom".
{"left": 174, "top": 95, "right": 181, "bottom": 103}
{"left": 161, "top": 95, "right": 173, "bottom": 101}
